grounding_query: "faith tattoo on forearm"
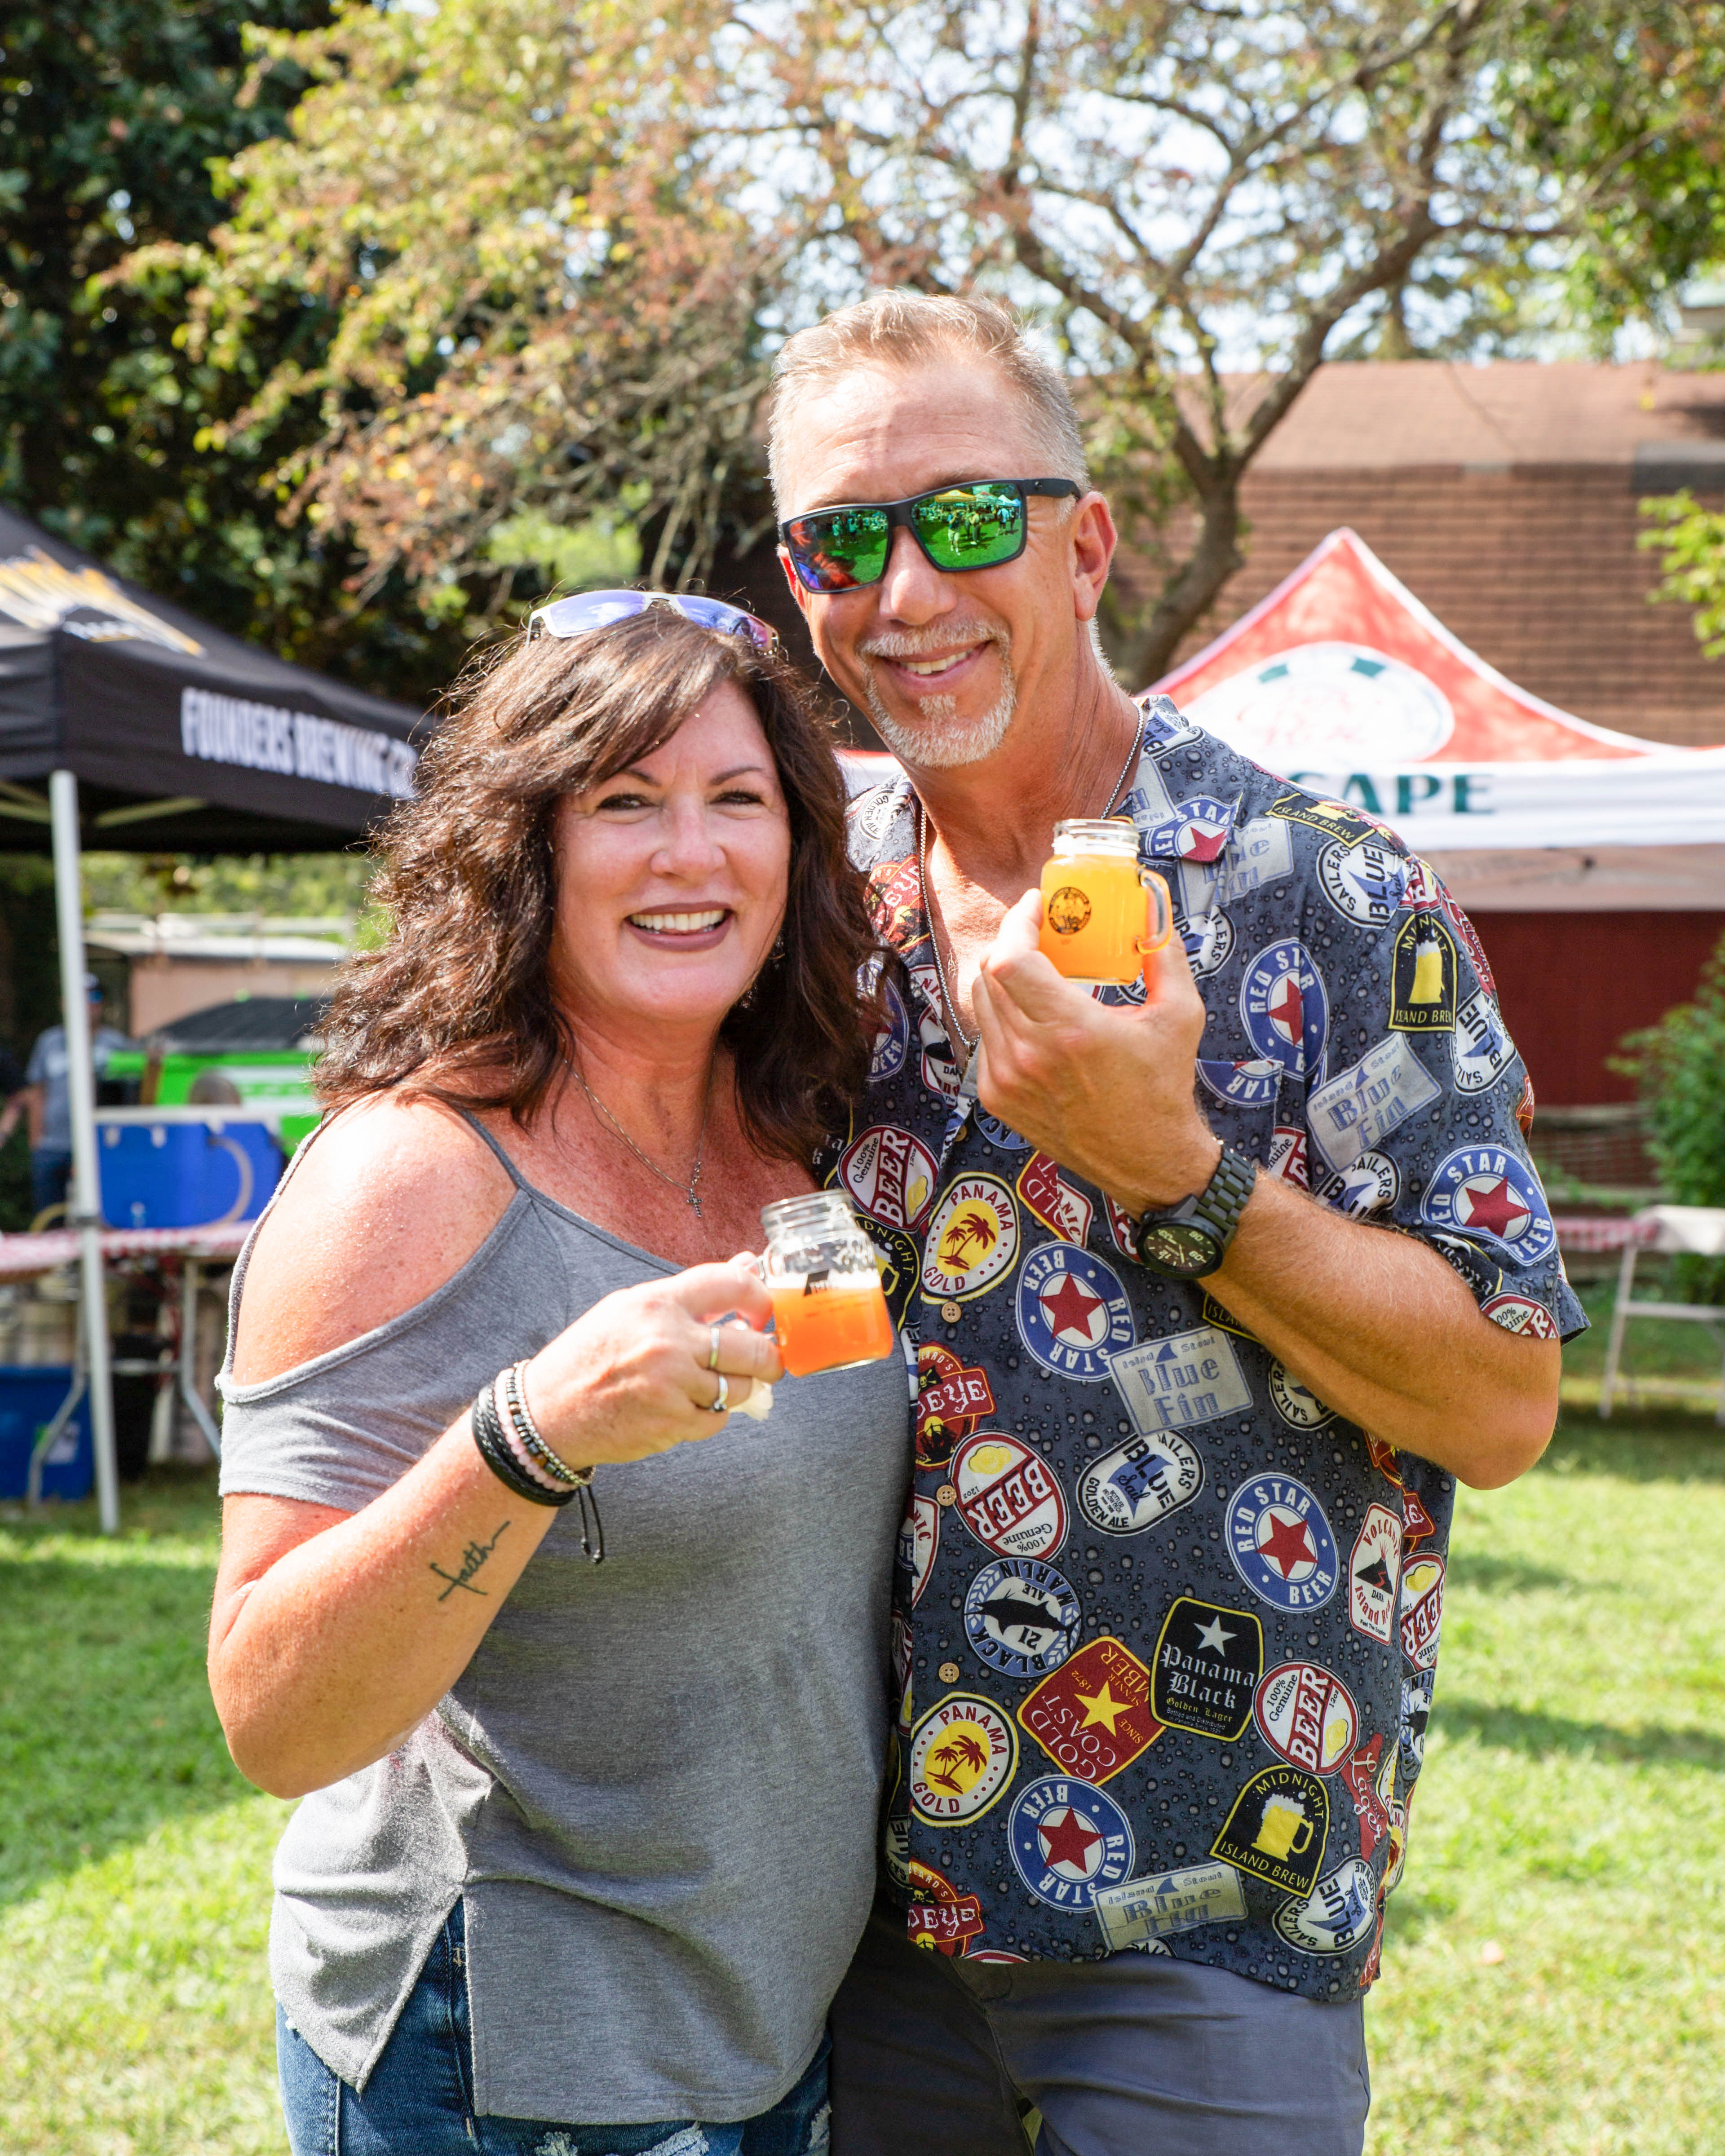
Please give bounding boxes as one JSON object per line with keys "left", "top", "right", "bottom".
{"left": 430, "top": 1521, "right": 511, "bottom": 1601}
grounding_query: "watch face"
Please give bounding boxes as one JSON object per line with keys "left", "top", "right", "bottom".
{"left": 1138, "top": 1221, "right": 1223, "bottom": 1278}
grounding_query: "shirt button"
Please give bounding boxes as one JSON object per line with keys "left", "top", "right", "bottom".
{"left": 936, "top": 1483, "right": 957, "bottom": 1507}
{"left": 938, "top": 1661, "right": 961, "bottom": 1685}
{"left": 940, "top": 1301, "right": 962, "bottom": 1325}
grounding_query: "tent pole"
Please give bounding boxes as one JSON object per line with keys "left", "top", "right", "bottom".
{"left": 49, "top": 771, "right": 119, "bottom": 1535}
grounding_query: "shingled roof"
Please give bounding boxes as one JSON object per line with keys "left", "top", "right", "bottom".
{"left": 1115, "top": 361, "right": 1725, "bottom": 750}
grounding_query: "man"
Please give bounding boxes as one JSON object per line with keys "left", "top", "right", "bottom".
{"left": 770, "top": 293, "right": 1580, "bottom": 2155}
{"left": 1, "top": 975, "right": 131, "bottom": 1220}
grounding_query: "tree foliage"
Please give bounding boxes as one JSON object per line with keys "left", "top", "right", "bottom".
{"left": 0, "top": 2, "right": 469, "bottom": 707}
{"left": 1640, "top": 490, "right": 1725, "bottom": 660}
{"left": 150, "top": 0, "right": 1725, "bottom": 683}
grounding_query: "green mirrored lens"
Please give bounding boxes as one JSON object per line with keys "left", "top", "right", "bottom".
{"left": 791, "top": 507, "right": 890, "bottom": 590}
{"left": 914, "top": 485, "right": 1025, "bottom": 570}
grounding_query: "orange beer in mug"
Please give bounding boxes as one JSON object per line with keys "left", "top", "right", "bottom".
{"left": 761, "top": 1192, "right": 896, "bottom": 1378}
{"left": 1038, "top": 817, "right": 1172, "bottom": 986}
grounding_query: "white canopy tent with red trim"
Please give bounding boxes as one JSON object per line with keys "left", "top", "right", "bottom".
{"left": 1150, "top": 527, "right": 1725, "bottom": 909}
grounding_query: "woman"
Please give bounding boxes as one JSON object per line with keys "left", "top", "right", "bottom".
{"left": 209, "top": 593, "right": 910, "bottom": 2156}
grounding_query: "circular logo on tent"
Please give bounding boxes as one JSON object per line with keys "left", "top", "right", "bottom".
{"left": 1185, "top": 641, "right": 1456, "bottom": 765}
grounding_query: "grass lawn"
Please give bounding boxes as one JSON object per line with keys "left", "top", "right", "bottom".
{"left": 2, "top": 1398, "right": 1723, "bottom": 2155}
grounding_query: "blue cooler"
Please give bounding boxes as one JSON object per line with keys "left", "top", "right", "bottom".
{"left": 0, "top": 1366, "right": 93, "bottom": 1501}
{"left": 97, "top": 1108, "right": 284, "bottom": 1230}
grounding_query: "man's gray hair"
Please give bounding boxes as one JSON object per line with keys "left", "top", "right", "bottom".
{"left": 767, "top": 291, "right": 1089, "bottom": 512}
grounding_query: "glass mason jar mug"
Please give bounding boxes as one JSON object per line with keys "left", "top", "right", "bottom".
{"left": 1038, "top": 817, "right": 1173, "bottom": 987}
{"left": 760, "top": 1191, "right": 897, "bottom": 1378}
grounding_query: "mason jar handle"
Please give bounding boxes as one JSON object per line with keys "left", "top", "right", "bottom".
{"left": 1134, "top": 867, "right": 1174, "bottom": 957}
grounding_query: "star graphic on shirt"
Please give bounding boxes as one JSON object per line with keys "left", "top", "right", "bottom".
{"left": 1267, "top": 975, "right": 1303, "bottom": 1042}
{"left": 1258, "top": 1511, "right": 1316, "bottom": 1579}
{"left": 1193, "top": 1615, "right": 1235, "bottom": 1654}
{"left": 1037, "top": 1806, "right": 1103, "bottom": 1875}
{"left": 1075, "top": 1681, "right": 1130, "bottom": 1734}
{"left": 1455, "top": 1175, "right": 1528, "bottom": 1241}
{"left": 1041, "top": 1271, "right": 1104, "bottom": 1342}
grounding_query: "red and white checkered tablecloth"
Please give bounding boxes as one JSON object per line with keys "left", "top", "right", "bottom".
{"left": 0, "top": 1220, "right": 250, "bottom": 1282}
{"left": 1554, "top": 1215, "right": 1661, "bottom": 1255}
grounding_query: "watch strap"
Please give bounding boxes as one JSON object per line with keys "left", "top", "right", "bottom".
{"left": 1132, "top": 1141, "right": 1257, "bottom": 1276}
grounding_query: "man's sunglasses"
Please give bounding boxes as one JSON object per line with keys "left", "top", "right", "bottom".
{"left": 526, "top": 588, "right": 778, "bottom": 652}
{"left": 777, "top": 478, "right": 1082, "bottom": 594}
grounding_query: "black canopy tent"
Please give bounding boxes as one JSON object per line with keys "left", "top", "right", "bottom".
{"left": 0, "top": 506, "right": 427, "bottom": 1529}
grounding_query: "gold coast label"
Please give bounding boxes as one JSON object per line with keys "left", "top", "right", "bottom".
{"left": 1252, "top": 1661, "right": 1359, "bottom": 1775}
{"left": 838, "top": 1123, "right": 938, "bottom": 1231}
{"left": 921, "top": 1176, "right": 1019, "bottom": 1303}
{"left": 1016, "top": 1636, "right": 1164, "bottom": 1783}
{"left": 951, "top": 1434, "right": 1067, "bottom": 1560}
{"left": 909, "top": 1694, "right": 1017, "bottom": 1824}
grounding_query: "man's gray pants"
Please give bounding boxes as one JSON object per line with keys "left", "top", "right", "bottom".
{"left": 830, "top": 1900, "right": 1371, "bottom": 2156}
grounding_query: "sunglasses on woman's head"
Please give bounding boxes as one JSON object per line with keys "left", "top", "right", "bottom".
{"left": 777, "top": 477, "right": 1082, "bottom": 595}
{"left": 525, "top": 589, "right": 778, "bottom": 652}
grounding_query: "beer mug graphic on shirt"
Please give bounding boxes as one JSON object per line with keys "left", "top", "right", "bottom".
{"left": 1253, "top": 1794, "right": 1315, "bottom": 1864}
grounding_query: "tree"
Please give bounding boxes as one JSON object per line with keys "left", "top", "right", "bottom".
{"left": 164, "top": 0, "right": 1725, "bottom": 683}
{"left": 0, "top": 1, "right": 470, "bottom": 707}
{"left": 1641, "top": 490, "right": 1725, "bottom": 659}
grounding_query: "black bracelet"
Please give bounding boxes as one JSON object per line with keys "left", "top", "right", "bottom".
{"left": 472, "top": 1382, "right": 576, "bottom": 1508}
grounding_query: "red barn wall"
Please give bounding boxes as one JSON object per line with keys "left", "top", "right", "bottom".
{"left": 1470, "top": 910, "right": 1725, "bottom": 1105}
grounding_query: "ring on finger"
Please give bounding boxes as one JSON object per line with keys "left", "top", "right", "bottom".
{"left": 708, "top": 1325, "right": 723, "bottom": 1373}
{"left": 706, "top": 1372, "right": 729, "bottom": 1414}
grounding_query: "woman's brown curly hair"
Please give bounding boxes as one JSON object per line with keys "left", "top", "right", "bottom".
{"left": 314, "top": 609, "right": 880, "bottom": 1166}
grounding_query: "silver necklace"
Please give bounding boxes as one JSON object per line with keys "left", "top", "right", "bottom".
{"left": 918, "top": 717, "right": 1143, "bottom": 1057}
{"left": 567, "top": 1057, "right": 712, "bottom": 1218}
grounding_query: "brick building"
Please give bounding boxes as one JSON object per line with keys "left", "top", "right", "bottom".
{"left": 1129, "top": 362, "right": 1725, "bottom": 1118}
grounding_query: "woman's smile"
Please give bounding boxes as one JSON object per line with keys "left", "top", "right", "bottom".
{"left": 625, "top": 906, "right": 734, "bottom": 949}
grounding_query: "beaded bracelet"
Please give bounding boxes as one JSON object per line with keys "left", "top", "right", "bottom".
{"left": 471, "top": 1381, "right": 575, "bottom": 1509}
{"left": 501, "top": 1361, "right": 593, "bottom": 1488}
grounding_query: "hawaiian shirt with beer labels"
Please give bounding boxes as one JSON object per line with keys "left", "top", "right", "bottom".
{"left": 818, "top": 694, "right": 1586, "bottom": 2001}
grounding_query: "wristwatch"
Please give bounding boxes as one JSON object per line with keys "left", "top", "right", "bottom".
{"left": 1129, "top": 1143, "right": 1257, "bottom": 1280}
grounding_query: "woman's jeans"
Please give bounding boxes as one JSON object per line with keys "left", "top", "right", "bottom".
{"left": 279, "top": 1900, "right": 832, "bottom": 2156}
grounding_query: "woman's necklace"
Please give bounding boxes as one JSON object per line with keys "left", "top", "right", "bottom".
{"left": 567, "top": 1057, "right": 712, "bottom": 1218}
{"left": 918, "top": 716, "right": 1143, "bottom": 1057}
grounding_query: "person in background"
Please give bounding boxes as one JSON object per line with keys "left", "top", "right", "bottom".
{"left": 0, "top": 975, "right": 132, "bottom": 1220}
